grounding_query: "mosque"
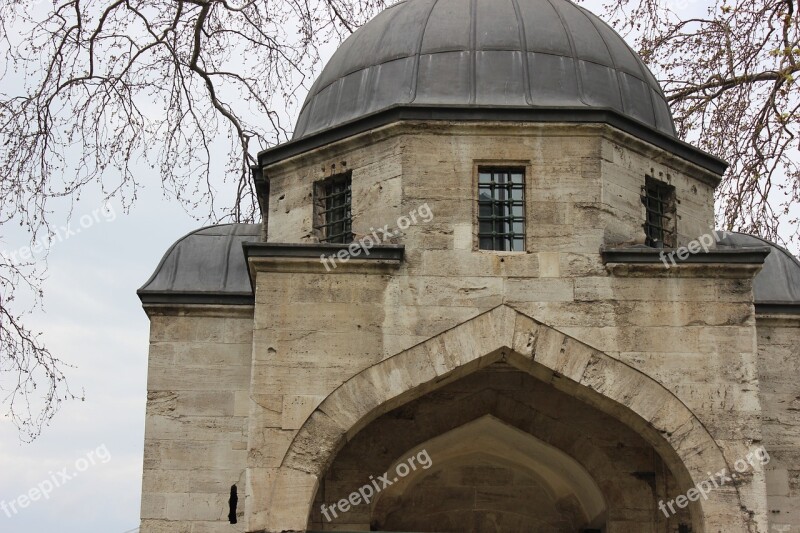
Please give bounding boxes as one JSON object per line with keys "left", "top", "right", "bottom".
{"left": 137, "top": 0, "right": 800, "bottom": 531}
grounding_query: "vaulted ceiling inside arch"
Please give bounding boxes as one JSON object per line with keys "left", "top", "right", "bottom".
{"left": 309, "top": 362, "right": 691, "bottom": 532}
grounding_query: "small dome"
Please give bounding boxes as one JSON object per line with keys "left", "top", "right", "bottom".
{"left": 718, "top": 232, "right": 800, "bottom": 308}
{"left": 138, "top": 224, "right": 260, "bottom": 305}
{"left": 293, "top": 0, "right": 675, "bottom": 139}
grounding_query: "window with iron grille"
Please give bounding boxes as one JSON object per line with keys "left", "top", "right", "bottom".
{"left": 477, "top": 167, "right": 526, "bottom": 251}
{"left": 641, "top": 176, "right": 676, "bottom": 248}
{"left": 314, "top": 173, "right": 353, "bottom": 244}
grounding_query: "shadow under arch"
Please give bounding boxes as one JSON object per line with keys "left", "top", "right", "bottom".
{"left": 370, "top": 414, "right": 608, "bottom": 531}
{"left": 266, "top": 305, "right": 747, "bottom": 533}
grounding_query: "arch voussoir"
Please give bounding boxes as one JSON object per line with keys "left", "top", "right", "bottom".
{"left": 318, "top": 371, "right": 385, "bottom": 440}
{"left": 284, "top": 410, "right": 346, "bottom": 475}
{"left": 579, "top": 351, "right": 655, "bottom": 409}
{"left": 431, "top": 306, "right": 515, "bottom": 371}
{"left": 539, "top": 335, "right": 596, "bottom": 383}
{"left": 666, "top": 416, "right": 725, "bottom": 470}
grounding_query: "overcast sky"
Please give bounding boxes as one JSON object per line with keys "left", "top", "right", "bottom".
{"left": 0, "top": 1, "right": 795, "bottom": 532}
{"left": 0, "top": 0, "right": 311, "bottom": 529}
{"left": 0, "top": 186, "right": 199, "bottom": 531}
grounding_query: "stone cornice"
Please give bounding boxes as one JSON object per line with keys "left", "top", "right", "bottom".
{"left": 243, "top": 242, "right": 405, "bottom": 282}
{"left": 257, "top": 106, "right": 728, "bottom": 175}
{"left": 754, "top": 304, "right": 800, "bottom": 317}
{"left": 140, "top": 303, "right": 255, "bottom": 318}
{"left": 601, "top": 246, "right": 771, "bottom": 279}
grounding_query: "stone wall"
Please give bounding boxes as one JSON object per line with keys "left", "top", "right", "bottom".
{"left": 250, "top": 121, "right": 766, "bottom": 532}
{"left": 266, "top": 128, "right": 404, "bottom": 246}
{"left": 758, "top": 316, "right": 800, "bottom": 532}
{"left": 264, "top": 122, "right": 719, "bottom": 251}
{"left": 140, "top": 306, "right": 253, "bottom": 533}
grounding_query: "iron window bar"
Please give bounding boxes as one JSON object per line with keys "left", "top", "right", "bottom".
{"left": 642, "top": 176, "right": 676, "bottom": 248}
{"left": 477, "top": 167, "right": 526, "bottom": 252}
{"left": 314, "top": 174, "right": 353, "bottom": 244}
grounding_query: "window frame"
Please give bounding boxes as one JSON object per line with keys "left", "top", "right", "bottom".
{"left": 641, "top": 175, "right": 677, "bottom": 248}
{"left": 313, "top": 172, "right": 353, "bottom": 244}
{"left": 474, "top": 165, "right": 528, "bottom": 252}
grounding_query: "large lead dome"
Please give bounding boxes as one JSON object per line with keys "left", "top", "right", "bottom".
{"left": 293, "top": 0, "right": 676, "bottom": 139}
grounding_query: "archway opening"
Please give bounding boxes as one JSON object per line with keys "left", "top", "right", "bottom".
{"left": 308, "top": 362, "right": 691, "bottom": 532}
{"left": 372, "top": 415, "right": 606, "bottom": 531}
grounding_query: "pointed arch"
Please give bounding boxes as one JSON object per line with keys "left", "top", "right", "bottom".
{"left": 371, "top": 415, "right": 608, "bottom": 529}
{"left": 265, "top": 304, "right": 747, "bottom": 532}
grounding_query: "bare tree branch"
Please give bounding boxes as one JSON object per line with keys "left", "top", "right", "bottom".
{"left": 584, "top": 0, "right": 800, "bottom": 245}
{"left": 0, "top": 0, "right": 386, "bottom": 440}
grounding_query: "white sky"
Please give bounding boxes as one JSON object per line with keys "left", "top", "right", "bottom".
{"left": 0, "top": 0, "right": 795, "bottom": 532}
{"left": 0, "top": 186, "right": 200, "bottom": 531}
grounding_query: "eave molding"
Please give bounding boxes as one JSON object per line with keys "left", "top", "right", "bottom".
{"left": 243, "top": 242, "right": 405, "bottom": 280}
{"left": 601, "top": 246, "right": 770, "bottom": 278}
{"left": 257, "top": 105, "right": 728, "bottom": 175}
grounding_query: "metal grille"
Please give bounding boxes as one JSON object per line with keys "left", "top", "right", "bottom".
{"left": 642, "top": 176, "right": 676, "bottom": 248}
{"left": 315, "top": 175, "right": 352, "bottom": 244}
{"left": 477, "top": 168, "right": 526, "bottom": 251}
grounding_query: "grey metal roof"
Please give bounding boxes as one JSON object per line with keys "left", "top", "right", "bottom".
{"left": 138, "top": 224, "right": 260, "bottom": 305}
{"left": 293, "top": 0, "right": 676, "bottom": 140}
{"left": 718, "top": 232, "right": 800, "bottom": 308}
